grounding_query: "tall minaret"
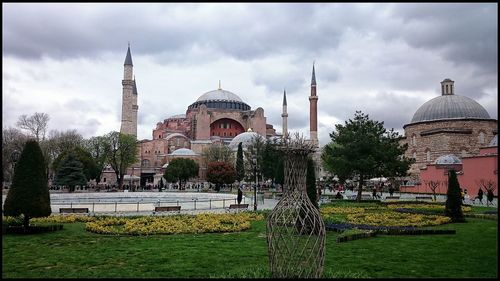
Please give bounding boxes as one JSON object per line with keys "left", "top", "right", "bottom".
{"left": 120, "top": 43, "right": 138, "bottom": 138}
{"left": 309, "top": 62, "right": 318, "bottom": 146}
{"left": 281, "top": 88, "right": 288, "bottom": 139}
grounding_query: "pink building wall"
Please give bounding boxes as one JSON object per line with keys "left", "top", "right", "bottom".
{"left": 401, "top": 147, "right": 498, "bottom": 197}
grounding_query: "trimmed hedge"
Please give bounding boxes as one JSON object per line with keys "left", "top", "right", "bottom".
{"left": 325, "top": 222, "right": 456, "bottom": 239}
{"left": 4, "top": 224, "right": 63, "bottom": 234}
{"left": 336, "top": 230, "right": 377, "bottom": 243}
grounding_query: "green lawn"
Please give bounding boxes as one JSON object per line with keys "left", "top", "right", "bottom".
{"left": 2, "top": 208, "right": 497, "bottom": 278}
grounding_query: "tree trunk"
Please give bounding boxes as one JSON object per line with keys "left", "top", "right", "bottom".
{"left": 357, "top": 174, "right": 363, "bottom": 202}
{"left": 118, "top": 173, "right": 124, "bottom": 190}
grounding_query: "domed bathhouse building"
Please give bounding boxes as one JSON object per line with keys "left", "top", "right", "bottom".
{"left": 400, "top": 78, "right": 498, "bottom": 197}
{"left": 402, "top": 78, "right": 497, "bottom": 177}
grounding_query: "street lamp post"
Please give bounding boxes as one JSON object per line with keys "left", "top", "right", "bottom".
{"left": 252, "top": 155, "right": 257, "bottom": 211}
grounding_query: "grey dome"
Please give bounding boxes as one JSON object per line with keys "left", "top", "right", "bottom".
{"left": 410, "top": 94, "right": 491, "bottom": 124}
{"left": 169, "top": 148, "right": 198, "bottom": 156}
{"left": 488, "top": 134, "right": 498, "bottom": 147}
{"left": 197, "top": 89, "right": 243, "bottom": 102}
{"left": 435, "top": 154, "right": 462, "bottom": 165}
{"left": 228, "top": 132, "right": 265, "bottom": 150}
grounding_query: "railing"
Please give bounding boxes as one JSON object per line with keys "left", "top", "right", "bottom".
{"left": 50, "top": 197, "right": 249, "bottom": 213}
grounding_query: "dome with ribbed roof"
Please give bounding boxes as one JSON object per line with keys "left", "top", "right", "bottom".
{"left": 409, "top": 79, "right": 492, "bottom": 124}
{"left": 410, "top": 95, "right": 491, "bottom": 124}
{"left": 197, "top": 89, "right": 243, "bottom": 102}
{"left": 169, "top": 148, "right": 198, "bottom": 156}
{"left": 189, "top": 87, "right": 251, "bottom": 111}
{"left": 434, "top": 154, "right": 462, "bottom": 165}
{"left": 228, "top": 131, "right": 265, "bottom": 150}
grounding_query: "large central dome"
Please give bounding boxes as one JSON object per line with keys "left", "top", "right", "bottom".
{"left": 410, "top": 94, "right": 491, "bottom": 124}
{"left": 189, "top": 87, "right": 251, "bottom": 111}
{"left": 197, "top": 89, "right": 243, "bottom": 102}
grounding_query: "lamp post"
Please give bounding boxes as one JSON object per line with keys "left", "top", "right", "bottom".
{"left": 252, "top": 155, "right": 257, "bottom": 211}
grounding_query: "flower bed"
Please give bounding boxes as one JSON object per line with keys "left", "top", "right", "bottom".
{"left": 346, "top": 211, "right": 451, "bottom": 227}
{"left": 85, "top": 212, "right": 264, "bottom": 235}
{"left": 387, "top": 204, "right": 471, "bottom": 213}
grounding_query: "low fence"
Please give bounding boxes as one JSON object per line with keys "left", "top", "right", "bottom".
{"left": 50, "top": 196, "right": 265, "bottom": 214}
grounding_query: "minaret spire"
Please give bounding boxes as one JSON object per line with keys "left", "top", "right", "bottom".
{"left": 309, "top": 62, "right": 318, "bottom": 145}
{"left": 281, "top": 88, "right": 288, "bottom": 139}
{"left": 121, "top": 44, "right": 138, "bottom": 138}
{"left": 311, "top": 61, "right": 316, "bottom": 86}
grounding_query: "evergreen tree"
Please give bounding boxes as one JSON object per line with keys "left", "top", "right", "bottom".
{"left": 445, "top": 169, "right": 465, "bottom": 222}
{"left": 236, "top": 142, "right": 245, "bottom": 182}
{"left": 52, "top": 146, "right": 98, "bottom": 183}
{"left": 322, "top": 111, "right": 413, "bottom": 201}
{"left": 3, "top": 140, "right": 51, "bottom": 228}
{"left": 306, "top": 157, "right": 318, "bottom": 208}
{"left": 54, "top": 152, "right": 87, "bottom": 192}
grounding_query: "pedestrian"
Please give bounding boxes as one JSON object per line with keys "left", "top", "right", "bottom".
{"left": 486, "top": 189, "right": 494, "bottom": 205}
{"left": 476, "top": 188, "right": 484, "bottom": 204}
{"left": 389, "top": 185, "right": 394, "bottom": 197}
{"left": 372, "top": 186, "right": 378, "bottom": 199}
{"left": 237, "top": 186, "right": 243, "bottom": 205}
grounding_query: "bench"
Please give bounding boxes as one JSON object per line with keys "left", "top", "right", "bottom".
{"left": 154, "top": 206, "right": 181, "bottom": 212}
{"left": 228, "top": 204, "right": 249, "bottom": 209}
{"left": 59, "top": 208, "right": 89, "bottom": 213}
{"left": 385, "top": 196, "right": 400, "bottom": 200}
{"left": 415, "top": 196, "right": 433, "bottom": 200}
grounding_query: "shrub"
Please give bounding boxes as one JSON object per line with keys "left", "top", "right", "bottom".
{"left": 445, "top": 170, "right": 465, "bottom": 222}
{"left": 3, "top": 140, "right": 51, "bottom": 228}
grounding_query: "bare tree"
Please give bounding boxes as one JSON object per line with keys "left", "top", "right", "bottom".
{"left": 201, "top": 143, "right": 234, "bottom": 165}
{"left": 2, "top": 127, "right": 29, "bottom": 185}
{"left": 16, "top": 112, "right": 50, "bottom": 142}
{"left": 425, "top": 180, "right": 442, "bottom": 202}
{"left": 476, "top": 179, "right": 497, "bottom": 207}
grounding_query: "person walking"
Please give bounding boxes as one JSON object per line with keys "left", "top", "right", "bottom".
{"left": 476, "top": 188, "right": 484, "bottom": 204}
{"left": 237, "top": 186, "right": 243, "bottom": 205}
{"left": 372, "top": 186, "right": 378, "bottom": 199}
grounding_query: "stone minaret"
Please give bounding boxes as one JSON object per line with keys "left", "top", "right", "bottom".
{"left": 120, "top": 44, "right": 138, "bottom": 138}
{"left": 309, "top": 63, "right": 318, "bottom": 146}
{"left": 281, "top": 89, "right": 288, "bottom": 139}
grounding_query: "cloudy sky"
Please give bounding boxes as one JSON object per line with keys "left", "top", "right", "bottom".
{"left": 3, "top": 3, "right": 498, "bottom": 145}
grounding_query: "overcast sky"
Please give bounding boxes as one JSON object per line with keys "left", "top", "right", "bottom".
{"left": 3, "top": 3, "right": 498, "bottom": 145}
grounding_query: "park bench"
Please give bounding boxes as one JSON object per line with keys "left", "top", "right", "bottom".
{"left": 59, "top": 207, "right": 89, "bottom": 213}
{"left": 228, "top": 204, "right": 249, "bottom": 209}
{"left": 415, "top": 196, "right": 433, "bottom": 201}
{"left": 385, "top": 196, "right": 400, "bottom": 200}
{"left": 154, "top": 206, "right": 181, "bottom": 213}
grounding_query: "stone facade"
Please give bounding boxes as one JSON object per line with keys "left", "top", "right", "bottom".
{"left": 402, "top": 118, "right": 497, "bottom": 177}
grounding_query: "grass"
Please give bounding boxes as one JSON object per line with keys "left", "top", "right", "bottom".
{"left": 2, "top": 204, "right": 498, "bottom": 278}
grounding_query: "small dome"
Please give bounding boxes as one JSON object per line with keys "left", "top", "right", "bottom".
{"left": 435, "top": 154, "right": 462, "bottom": 165}
{"left": 488, "top": 134, "right": 498, "bottom": 147}
{"left": 410, "top": 94, "right": 491, "bottom": 124}
{"left": 197, "top": 89, "right": 243, "bottom": 102}
{"left": 169, "top": 148, "right": 198, "bottom": 156}
{"left": 228, "top": 131, "right": 265, "bottom": 150}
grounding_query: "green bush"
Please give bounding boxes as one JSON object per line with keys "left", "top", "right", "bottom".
{"left": 3, "top": 140, "right": 51, "bottom": 228}
{"left": 445, "top": 170, "right": 465, "bottom": 222}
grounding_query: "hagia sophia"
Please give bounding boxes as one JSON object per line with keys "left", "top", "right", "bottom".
{"left": 101, "top": 45, "right": 320, "bottom": 186}
{"left": 102, "top": 45, "right": 497, "bottom": 196}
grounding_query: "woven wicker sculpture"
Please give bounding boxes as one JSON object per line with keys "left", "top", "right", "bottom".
{"left": 266, "top": 134, "right": 326, "bottom": 278}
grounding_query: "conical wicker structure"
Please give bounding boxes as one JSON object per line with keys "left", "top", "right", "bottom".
{"left": 266, "top": 135, "right": 326, "bottom": 278}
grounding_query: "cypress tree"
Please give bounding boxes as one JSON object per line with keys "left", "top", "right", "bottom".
{"left": 236, "top": 142, "right": 245, "bottom": 182}
{"left": 54, "top": 152, "right": 87, "bottom": 192}
{"left": 3, "top": 140, "right": 51, "bottom": 228}
{"left": 445, "top": 169, "right": 465, "bottom": 222}
{"left": 306, "top": 157, "right": 318, "bottom": 208}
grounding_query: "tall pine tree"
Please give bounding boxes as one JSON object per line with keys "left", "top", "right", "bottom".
{"left": 445, "top": 169, "right": 465, "bottom": 222}
{"left": 306, "top": 157, "right": 318, "bottom": 208}
{"left": 236, "top": 142, "right": 245, "bottom": 182}
{"left": 3, "top": 140, "right": 51, "bottom": 228}
{"left": 54, "top": 152, "right": 87, "bottom": 192}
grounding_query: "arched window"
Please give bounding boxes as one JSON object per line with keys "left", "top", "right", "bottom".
{"left": 426, "top": 150, "right": 431, "bottom": 162}
{"left": 141, "top": 159, "right": 150, "bottom": 167}
{"left": 412, "top": 135, "right": 417, "bottom": 146}
{"left": 479, "top": 132, "right": 485, "bottom": 144}
{"left": 412, "top": 152, "right": 417, "bottom": 160}
{"left": 461, "top": 150, "right": 467, "bottom": 158}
